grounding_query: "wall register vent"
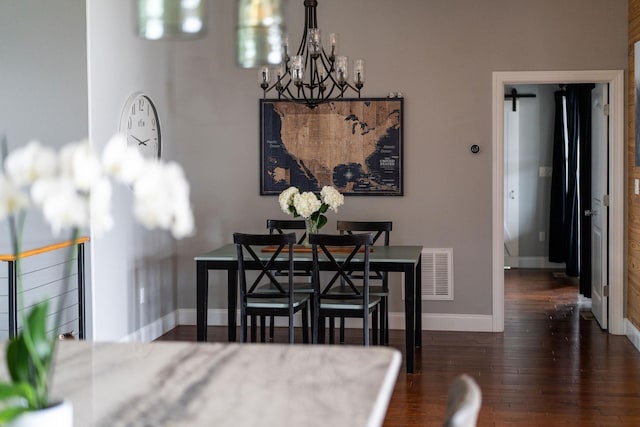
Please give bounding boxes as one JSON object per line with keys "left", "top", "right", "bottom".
{"left": 421, "top": 248, "right": 453, "bottom": 300}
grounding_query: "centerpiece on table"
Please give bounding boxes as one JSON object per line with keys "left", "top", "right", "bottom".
{"left": 278, "top": 186, "right": 344, "bottom": 246}
{"left": 0, "top": 135, "right": 194, "bottom": 426}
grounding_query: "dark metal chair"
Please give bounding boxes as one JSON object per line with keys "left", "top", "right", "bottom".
{"left": 233, "top": 232, "right": 309, "bottom": 344}
{"left": 264, "top": 219, "right": 315, "bottom": 340}
{"left": 310, "top": 233, "right": 380, "bottom": 346}
{"left": 266, "top": 219, "right": 308, "bottom": 245}
{"left": 336, "top": 220, "right": 392, "bottom": 345}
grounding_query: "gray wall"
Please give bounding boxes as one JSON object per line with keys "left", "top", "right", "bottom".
{"left": 0, "top": 0, "right": 88, "bottom": 239}
{"left": 0, "top": 0, "right": 91, "bottom": 336}
{"left": 173, "top": 0, "right": 628, "bottom": 321}
{"left": 87, "top": 0, "right": 177, "bottom": 341}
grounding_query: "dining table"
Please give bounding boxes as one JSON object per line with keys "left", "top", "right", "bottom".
{"left": 194, "top": 243, "right": 423, "bottom": 373}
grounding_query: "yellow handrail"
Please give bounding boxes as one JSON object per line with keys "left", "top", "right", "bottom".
{"left": 0, "top": 237, "right": 90, "bottom": 262}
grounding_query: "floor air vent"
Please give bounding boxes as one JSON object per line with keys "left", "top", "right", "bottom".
{"left": 421, "top": 248, "right": 453, "bottom": 300}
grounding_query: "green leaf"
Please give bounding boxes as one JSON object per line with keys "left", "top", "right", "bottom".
{"left": 319, "top": 204, "right": 328, "bottom": 214}
{"left": 25, "top": 302, "right": 53, "bottom": 362}
{"left": 317, "top": 215, "right": 327, "bottom": 230}
{"left": 6, "top": 337, "right": 29, "bottom": 384}
{"left": 0, "top": 381, "right": 35, "bottom": 407}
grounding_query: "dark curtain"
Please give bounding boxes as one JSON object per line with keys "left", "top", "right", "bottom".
{"left": 574, "top": 84, "right": 594, "bottom": 297}
{"left": 548, "top": 91, "right": 567, "bottom": 263}
{"left": 548, "top": 84, "right": 594, "bottom": 297}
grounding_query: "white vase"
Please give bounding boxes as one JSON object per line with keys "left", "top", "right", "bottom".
{"left": 8, "top": 400, "right": 73, "bottom": 427}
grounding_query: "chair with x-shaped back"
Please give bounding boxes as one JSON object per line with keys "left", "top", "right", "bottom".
{"left": 263, "top": 219, "right": 315, "bottom": 340}
{"left": 233, "top": 232, "right": 309, "bottom": 344}
{"left": 336, "top": 220, "right": 392, "bottom": 345}
{"left": 310, "top": 232, "right": 380, "bottom": 346}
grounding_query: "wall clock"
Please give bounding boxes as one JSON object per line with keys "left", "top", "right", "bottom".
{"left": 119, "top": 92, "right": 161, "bottom": 160}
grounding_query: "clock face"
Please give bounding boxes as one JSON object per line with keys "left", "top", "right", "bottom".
{"left": 120, "top": 93, "right": 161, "bottom": 160}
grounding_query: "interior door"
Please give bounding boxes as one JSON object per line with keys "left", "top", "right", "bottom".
{"left": 504, "top": 100, "right": 519, "bottom": 267}
{"left": 590, "top": 83, "right": 608, "bottom": 329}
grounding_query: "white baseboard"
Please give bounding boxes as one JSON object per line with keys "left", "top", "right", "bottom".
{"left": 504, "top": 256, "right": 565, "bottom": 269}
{"left": 625, "top": 318, "right": 640, "bottom": 353}
{"left": 119, "top": 312, "right": 640, "bottom": 344}
{"left": 120, "top": 312, "right": 178, "bottom": 342}
{"left": 178, "top": 309, "right": 494, "bottom": 332}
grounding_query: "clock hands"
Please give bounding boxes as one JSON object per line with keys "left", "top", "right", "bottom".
{"left": 130, "top": 135, "right": 150, "bottom": 146}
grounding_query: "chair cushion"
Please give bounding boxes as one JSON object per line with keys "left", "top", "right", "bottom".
{"left": 355, "top": 284, "right": 387, "bottom": 296}
{"left": 320, "top": 295, "right": 381, "bottom": 311}
{"left": 325, "top": 285, "right": 387, "bottom": 296}
{"left": 247, "top": 293, "right": 309, "bottom": 309}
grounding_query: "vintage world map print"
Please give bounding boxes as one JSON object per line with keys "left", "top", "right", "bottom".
{"left": 260, "top": 98, "right": 403, "bottom": 196}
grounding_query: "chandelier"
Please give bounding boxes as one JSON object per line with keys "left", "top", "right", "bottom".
{"left": 251, "top": 0, "right": 365, "bottom": 109}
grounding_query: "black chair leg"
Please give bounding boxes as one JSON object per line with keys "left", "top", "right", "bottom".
{"left": 339, "top": 317, "right": 345, "bottom": 343}
{"left": 269, "top": 316, "right": 275, "bottom": 341}
{"left": 372, "top": 308, "right": 379, "bottom": 346}
{"left": 260, "top": 315, "right": 266, "bottom": 342}
{"left": 329, "top": 317, "right": 335, "bottom": 344}
{"left": 318, "top": 316, "right": 325, "bottom": 344}
{"left": 363, "top": 315, "right": 369, "bottom": 347}
{"left": 379, "top": 297, "right": 386, "bottom": 345}
{"left": 308, "top": 296, "right": 315, "bottom": 342}
{"left": 250, "top": 315, "right": 257, "bottom": 342}
{"left": 302, "top": 306, "right": 309, "bottom": 344}
{"left": 241, "top": 314, "right": 247, "bottom": 343}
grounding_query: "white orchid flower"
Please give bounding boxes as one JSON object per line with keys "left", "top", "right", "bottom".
{"left": 4, "top": 140, "right": 57, "bottom": 187}
{"left": 0, "top": 174, "right": 30, "bottom": 220}
{"left": 132, "top": 161, "right": 194, "bottom": 238}
{"left": 32, "top": 177, "right": 88, "bottom": 235}
{"left": 102, "top": 134, "right": 145, "bottom": 185}
{"left": 59, "top": 140, "right": 102, "bottom": 192}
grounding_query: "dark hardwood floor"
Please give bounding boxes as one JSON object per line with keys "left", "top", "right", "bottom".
{"left": 157, "top": 269, "right": 640, "bottom": 426}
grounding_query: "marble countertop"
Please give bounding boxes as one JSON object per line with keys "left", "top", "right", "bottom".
{"left": 1, "top": 341, "right": 401, "bottom": 427}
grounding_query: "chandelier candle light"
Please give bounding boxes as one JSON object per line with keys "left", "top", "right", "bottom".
{"left": 254, "top": 0, "right": 366, "bottom": 108}
{"left": 279, "top": 185, "right": 344, "bottom": 247}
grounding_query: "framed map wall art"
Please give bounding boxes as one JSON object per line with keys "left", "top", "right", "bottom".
{"left": 260, "top": 98, "right": 403, "bottom": 196}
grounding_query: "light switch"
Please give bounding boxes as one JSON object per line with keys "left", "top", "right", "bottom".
{"left": 636, "top": 179, "right": 639, "bottom": 195}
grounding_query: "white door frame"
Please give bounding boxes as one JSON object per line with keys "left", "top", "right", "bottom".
{"left": 492, "top": 70, "right": 625, "bottom": 335}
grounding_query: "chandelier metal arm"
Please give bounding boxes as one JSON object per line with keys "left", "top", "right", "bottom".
{"left": 260, "top": 0, "right": 364, "bottom": 109}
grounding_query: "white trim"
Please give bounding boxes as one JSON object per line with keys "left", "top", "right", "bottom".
{"left": 178, "top": 309, "right": 493, "bottom": 332}
{"left": 625, "top": 319, "right": 640, "bottom": 353}
{"left": 504, "top": 256, "right": 565, "bottom": 270}
{"left": 119, "top": 311, "right": 178, "bottom": 342}
{"left": 492, "top": 70, "right": 625, "bottom": 335}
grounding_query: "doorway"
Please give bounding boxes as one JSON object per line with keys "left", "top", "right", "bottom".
{"left": 502, "top": 82, "right": 608, "bottom": 327}
{"left": 492, "top": 70, "right": 625, "bottom": 335}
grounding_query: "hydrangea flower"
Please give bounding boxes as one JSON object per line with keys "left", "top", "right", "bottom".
{"left": 278, "top": 185, "right": 344, "bottom": 233}
{"left": 320, "top": 185, "right": 344, "bottom": 212}
{"left": 293, "top": 191, "right": 322, "bottom": 219}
